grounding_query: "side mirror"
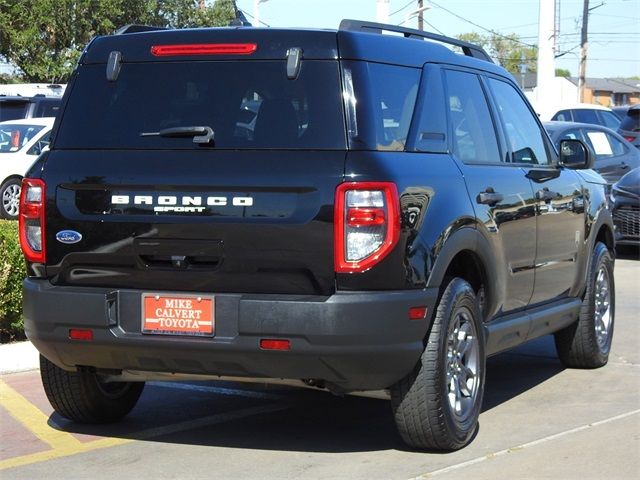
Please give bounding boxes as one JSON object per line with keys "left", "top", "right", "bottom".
{"left": 559, "top": 139, "right": 595, "bottom": 170}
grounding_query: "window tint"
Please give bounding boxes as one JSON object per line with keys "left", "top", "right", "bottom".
{"left": 367, "top": 63, "right": 420, "bottom": 151}
{"left": 444, "top": 70, "right": 500, "bottom": 164}
{"left": 35, "top": 100, "right": 61, "bottom": 118}
{"left": 0, "top": 102, "right": 28, "bottom": 122}
{"left": 598, "top": 110, "right": 621, "bottom": 130}
{"left": 553, "top": 110, "right": 572, "bottom": 122}
{"left": 488, "top": 78, "right": 549, "bottom": 165}
{"left": 606, "top": 133, "right": 626, "bottom": 156}
{"left": 572, "top": 109, "right": 600, "bottom": 125}
{"left": 56, "top": 61, "right": 345, "bottom": 150}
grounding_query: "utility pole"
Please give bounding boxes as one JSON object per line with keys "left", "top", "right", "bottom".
{"left": 417, "top": 0, "right": 424, "bottom": 30}
{"left": 578, "top": 0, "right": 589, "bottom": 103}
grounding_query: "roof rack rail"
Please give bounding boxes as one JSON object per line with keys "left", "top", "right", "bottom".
{"left": 114, "top": 24, "right": 168, "bottom": 35}
{"left": 339, "top": 19, "right": 492, "bottom": 63}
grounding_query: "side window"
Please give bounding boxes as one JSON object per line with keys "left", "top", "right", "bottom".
{"left": 443, "top": 70, "right": 501, "bottom": 164}
{"left": 584, "top": 129, "right": 615, "bottom": 158}
{"left": 488, "top": 78, "right": 550, "bottom": 165}
{"left": 606, "top": 133, "right": 627, "bottom": 156}
{"left": 598, "top": 111, "right": 621, "bottom": 130}
{"left": 27, "top": 131, "right": 51, "bottom": 156}
{"left": 368, "top": 63, "right": 420, "bottom": 151}
{"left": 572, "top": 109, "right": 600, "bottom": 125}
{"left": 553, "top": 110, "right": 571, "bottom": 122}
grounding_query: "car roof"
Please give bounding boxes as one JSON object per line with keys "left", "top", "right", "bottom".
{"left": 553, "top": 103, "right": 613, "bottom": 112}
{"left": 542, "top": 121, "right": 622, "bottom": 136}
{"left": 0, "top": 117, "right": 56, "bottom": 127}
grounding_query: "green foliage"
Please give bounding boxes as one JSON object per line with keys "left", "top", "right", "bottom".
{"left": 555, "top": 68, "right": 571, "bottom": 78}
{"left": 458, "top": 32, "right": 537, "bottom": 76}
{"left": 0, "top": 0, "right": 237, "bottom": 83}
{"left": 0, "top": 220, "right": 25, "bottom": 341}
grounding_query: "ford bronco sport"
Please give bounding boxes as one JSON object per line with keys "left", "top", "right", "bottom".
{"left": 21, "top": 20, "right": 615, "bottom": 451}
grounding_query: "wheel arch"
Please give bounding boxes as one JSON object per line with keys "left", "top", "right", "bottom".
{"left": 426, "top": 227, "right": 498, "bottom": 321}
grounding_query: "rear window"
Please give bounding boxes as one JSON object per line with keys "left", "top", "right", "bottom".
{"left": 56, "top": 61, "right": 346, "bottom": 150}
{"left": 0, "top": 101, "right": 29, "bottom": 122}
{"left": 620, "top": 109, "right": 640, "bottom": 132}
{"left": 0, "top": 124, "right": 45, "bottom": 153}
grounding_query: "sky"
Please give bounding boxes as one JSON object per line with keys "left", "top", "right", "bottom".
{"left": 234, "top": 0, "right": 640, "bottom": 79}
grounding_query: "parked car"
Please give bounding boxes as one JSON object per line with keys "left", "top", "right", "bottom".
{"left": 547, "top": 104, "right": 621, "bottom": 130}
{"left": 612, "top": 105, "right": 631, "bottom": 121}
{"left": 618, "top": 104, "right": 640, "bottom": 149}
{"left": 21, "top": 20, "right": 614, "bottom": 452}
{"left": 0, "top": 95, "right": 61, "bottom": 122}
{"left": 544, "top": 121, "right": 640, "bottom": 183}
{"left": 610, "top": 167, "right": 640, "bottom": 247}
{"left": 0, "top": 117, "right": 54, "bottom": 219}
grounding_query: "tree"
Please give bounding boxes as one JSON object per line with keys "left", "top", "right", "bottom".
{"left": 457, "top": 32, "right": 537, "bottom": 76}
{"left": 0, "top": 0, "right": 236, "bottom": 83}
{"left": 555, "top": 68, "right": 571, "bottom": 77}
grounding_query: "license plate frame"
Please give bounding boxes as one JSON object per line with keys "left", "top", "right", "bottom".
{"left": 141, "top": 293, "right": 214, "bottom": 337}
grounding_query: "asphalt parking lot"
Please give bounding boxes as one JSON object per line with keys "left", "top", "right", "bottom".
{"left": 1, "top": 253, "right": 638, "bottom": 480}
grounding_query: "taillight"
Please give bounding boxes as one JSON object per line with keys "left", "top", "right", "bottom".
{"left": 19, "top": 178, "right": 46, "bottom": 263}
{"left": 150, "top": 43, "right": 257, "bottom": 56}
{"left": 334, "top": 182, "right": 400, "bottom": 273}
{"left": 623, "top": 135, "right": 635, "bottom": 143}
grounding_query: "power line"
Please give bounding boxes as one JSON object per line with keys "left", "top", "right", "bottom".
{"left": 428, "top": 0, "right": 537, "bottom": 48}
{"left": 389, "top": 0, "right": 415, "bottom": 17}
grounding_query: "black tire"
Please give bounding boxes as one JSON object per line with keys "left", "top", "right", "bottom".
{"left": 554, "top": 242, "right": 615, "bottom": 368}
{"left": 391, "top": 278, "right": 486, "bottom": 451}
{"left": 40, "top": 355, "right": 145, "bottom": 423}
{"left": 0, "top": 178, "right": 21, "bottom": 220}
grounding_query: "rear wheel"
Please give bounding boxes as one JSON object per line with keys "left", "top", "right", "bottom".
{"left": 391, "top": 278, "right": 485, "bottom": 450}
{"left": 554, "top": 242, "right": 615, "bottom": 368}
{"left": 0, "top": 178, "right": 21, "bottom": 220}
{"left": 40, "top": 355, "right": 144, "bottom": 423}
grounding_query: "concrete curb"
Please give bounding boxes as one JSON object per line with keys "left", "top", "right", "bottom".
{"left": 0, "top": 340, "right": 39, "bottom": 375}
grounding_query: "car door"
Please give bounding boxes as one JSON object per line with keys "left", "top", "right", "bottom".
{"left": 486, "top": 78, "right": 585, "bottom": 305}
{"left": 442, "top": 68, "right": 537, "bottom": 313}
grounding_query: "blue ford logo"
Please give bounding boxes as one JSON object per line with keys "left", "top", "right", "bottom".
{"left": 56, "top": 230, "right": 82, "bottom": 244}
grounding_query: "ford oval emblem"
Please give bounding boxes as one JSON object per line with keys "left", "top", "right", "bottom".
{"left": 56, "top": 230, "right": 82, "bottom": 244}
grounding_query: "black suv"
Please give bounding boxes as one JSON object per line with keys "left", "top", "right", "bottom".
{"left": 21, "top": 20, "right": 615, "bottom": 451}
{"left": 0, "top": 94, "right": 61, "bottom": 122}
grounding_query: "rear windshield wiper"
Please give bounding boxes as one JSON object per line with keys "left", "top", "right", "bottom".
{"left": 140, "top": 126, "right": 214, "bottom": 144}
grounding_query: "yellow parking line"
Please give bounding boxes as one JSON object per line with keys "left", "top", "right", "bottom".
{"left": 0, "top": 378, "right": 288, "bottom": 472}
{"left": 0, "top": 379, "right": 83, "bottom": 450}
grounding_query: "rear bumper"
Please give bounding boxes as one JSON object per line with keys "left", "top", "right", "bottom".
{"left": 23, "top": 279, "right": 437, "bottom": 392}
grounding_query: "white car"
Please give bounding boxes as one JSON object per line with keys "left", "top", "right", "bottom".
{"left": 0, "top": 117, "right": 54, "bottom": 219}
{"left": 545, "top": 104, "right": 621, "bottom": 130}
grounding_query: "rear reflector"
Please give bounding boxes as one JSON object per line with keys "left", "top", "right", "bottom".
{"left": 260, "top": 339, "right": 290, "bottom": 351}
{"left": 69, "top": 329, "right": 93, "bottom": 341}
{"left": 409, "top": 306, "right": 428, "bottom": 320}
{"left": 151, "top": 43, "right": 257, "bottom": 56}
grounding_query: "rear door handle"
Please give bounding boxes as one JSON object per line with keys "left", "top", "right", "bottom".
{"left": 476, "top": 188, "right": 504, "bottom": 206}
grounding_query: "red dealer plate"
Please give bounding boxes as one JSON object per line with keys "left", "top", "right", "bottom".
{"left": 142, "top": 294, "right": 214, "bottom": 336}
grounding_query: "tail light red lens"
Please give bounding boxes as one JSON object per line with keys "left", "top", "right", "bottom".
{"left": 334, "top": 182, "right": 400, "bottom": 273}
{"left": 19, "top": 178, "right": 46, "bottom": 263}
{"left": 150, "top": 43, "right": 257, "bottom": 56}
{"left": 623, "top": 135, "right": 635, "bottom": 143}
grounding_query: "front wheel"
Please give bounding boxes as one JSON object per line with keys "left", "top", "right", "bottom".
{"left": 40, "top": 355, "right": 145, "bottom": 423}
{"left": 0, "top": 178, "right": 21, "bottom": 220}
{"left": 554, "top": 242, "right": 615, "bottom": 368}
{"left": 391, "top": 278, "right": 486, "bottom": 451}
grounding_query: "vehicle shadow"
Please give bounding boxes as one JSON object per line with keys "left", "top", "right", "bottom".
{"left": 47, "top": 336, "right": 564, "bottom": 454}
{"left": 616, "top": 245, "right": 639, "bottom": 260}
